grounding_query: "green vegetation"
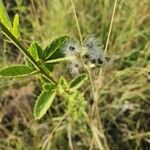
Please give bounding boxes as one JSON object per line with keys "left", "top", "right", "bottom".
{"left": 0, "top": 0, "right": 149, "bottom": 149}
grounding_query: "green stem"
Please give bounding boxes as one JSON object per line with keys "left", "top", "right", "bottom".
{"left": 0, "top": 21, "right": 56, "bottom": 84}
{"left": 45, "top": 57, "right": 71, "bottom": 64}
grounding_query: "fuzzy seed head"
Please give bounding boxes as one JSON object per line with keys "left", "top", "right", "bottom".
{"left": 62, "top": 39, "right": 81, "bottom": 57}
{"left": 68, "top": 62, "right": 81, "bottom": 76}
{"left": 61, "top": 36, "right": 116, "bottom": 76}
{"left": 83, "top": 35, "right": 104, "bottom": 64}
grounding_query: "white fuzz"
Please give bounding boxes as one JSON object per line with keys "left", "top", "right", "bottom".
{"left": 67, "top": 61, "right": 81, "bottom": 76}
{"left": 84, "top": 35, "right": 100, "bottom": 48}
{"left": 83, "top": 35, "right": 104, "bottom": 62}
{"left": 62, "top": 39, "right": 81, "bottom": 57}
{"left": 60, "top": 36, "right": 116, "bottom": 75}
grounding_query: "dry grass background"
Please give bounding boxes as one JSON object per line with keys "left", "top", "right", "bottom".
{"left": 0, "top": 0, "right": 150, "bottom": 149}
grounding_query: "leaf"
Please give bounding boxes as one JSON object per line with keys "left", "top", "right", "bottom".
{"left": 0, "top": 65, "right": 34, "bottom": 77}
{"left": 44, "top": 83, "right": 55, "bottom": 90}
{"left": 58, "top": 77, "right": 69, "bottom": 94}
{"left": 25, "top": 58, "right": 35, "bottom": 70}
{"left": 70, "top": 74, "right": 88, "bottom": 90}
{"left": 0, "top": 0, "right": 12, "bottom": 30}
{"left": 43, "top": 35, "right": 69, "bottom": 60}
{"left": 29, "top": 41, "right": 43, "bottom": 60}
{"left": 34, "top": 86, "right": 57, "bottom": 119}
{"left": 59, "top": 76, "right": 68, "bottom": 88}
{"left": 68, "top": 91, "right": 87, "bottom": 121}
{"left": 42, "top": 36, "right": 69, "bottom": 72}
{"left": 25, "top": 42, "right": 43, "bottom": 69}
{"left": 12, "top": 14, "right": 20, "bottom": 39}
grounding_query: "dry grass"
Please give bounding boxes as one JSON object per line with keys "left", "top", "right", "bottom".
{"left": 0, "top": 0, "right": 150, "bottom": 149}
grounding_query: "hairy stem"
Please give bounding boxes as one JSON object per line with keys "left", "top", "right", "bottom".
{"left": 0, "top": 21, "right": 56, "bottom": 84}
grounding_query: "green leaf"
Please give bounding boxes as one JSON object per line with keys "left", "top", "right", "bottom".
{"left": 29, "top": 41, "right": 43, "bottom": 60}
{"left": 70, "top": 74, "right": 88, "bottom": 90}
{"left": 12, "top": 14, "right": 20, "bottom": 39}
{"left": 0, "top": 0, "right": 12, "bottom": 30}
{"left": 43, "top": 35, "right": 69, "bottom": 60}
{"left": 59, "top": 77, "right": 68, "bottom": 87}
{"left": 42, "top": 36, "right": 69, "bottom": 72}
{"left": 25, "top": 58, "right": 35, "bottom": 70}
{"left": 44, "top": 83, "right": 55, "bottom": 90}
{"left": 68, "top": 91, "right": 87, "bottom": 121}
{"left": 58, "top": 77, "right": 69, "bottom": 94}
{"left": 0, "top": 65, "right": 34, "bottom": 77}
{"left": 25, "top": 42, "right": 43, "bottom": 69}
{"left": 34, "top": 86, "right": 57, "bottom": 119}
{"left": 43, "top": 63, "right": 54, "bottom": 72}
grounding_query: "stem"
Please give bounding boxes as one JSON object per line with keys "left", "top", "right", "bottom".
{"left": 97, "top": 0, "right": 118, "bottom": 81}
{"left": 68, "top": 122, "right": 74, "bottom": 150}
{"left": 0, "top": 21, "right": 56, "bottom": 84}
{"left": 92, "top": 1, "right": 119, "bottom": 149}
{"left": 45, "top": 57, "right": 71, "bottom": 64}
{"left": 42, "top": 112, "right": 68, "bottom": 150}
{"left": 128, "top": 132, "right": 150, "bottom": 140}
{"left": 30, "top": 0, "right": 45, "bottom": 42}
{"left": 70, "top": 0, "right": 83, "bottom": 47}
{"left": 104, "top": 0, "right": 118, "bottom": 55}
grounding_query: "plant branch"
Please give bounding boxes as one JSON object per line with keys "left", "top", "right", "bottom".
{"left": 0, "top": 21, "right": 56, "bottom": 84}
